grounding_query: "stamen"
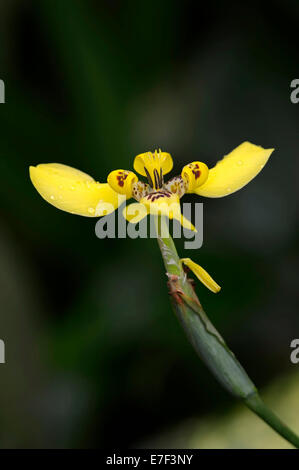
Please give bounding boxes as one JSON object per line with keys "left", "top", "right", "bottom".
{"left": 144, "top": 166, "right": 153, "bottom": 188}
{"left": 154, "top": 169, "right": 160, "bottom": 189}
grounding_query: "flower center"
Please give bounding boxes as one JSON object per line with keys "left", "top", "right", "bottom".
{"left": 133, "top": 149, "right": 173, "bottom": 190}
{"left": 144, "top": 165, "right": 163, "bottom": 190}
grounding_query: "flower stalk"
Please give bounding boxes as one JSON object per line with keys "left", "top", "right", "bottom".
{"left": 29, "top": 142, "right": 298, "bottom": 447}
{"left": 155, "top": 216, "right": 299, "bottom": 448}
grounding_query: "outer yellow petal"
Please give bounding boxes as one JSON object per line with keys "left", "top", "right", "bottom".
{"left": 181, "top": 258, "right": 221, "bottom": 293}
{"left": 29, "top": 163, "right": 124, "bottom": 217}
{"left": 122, "top": 202, "right": 148, "bottom": 223}
{"left": 195, "top": 142, "right": 274, "bottom": 198}
{"left": 173, "top": 214, "right": 197, "bottom": 232}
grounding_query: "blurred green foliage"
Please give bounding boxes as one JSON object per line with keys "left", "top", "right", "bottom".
{"left": 0, "top": 0, "right": 298, "bottom": 448}
{"left": 145, "top": 373, "right": 299, "bottom": 449}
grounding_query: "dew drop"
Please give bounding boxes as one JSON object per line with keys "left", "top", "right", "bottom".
{"left": 226, "top": 187, "right": 231, "bottom": 193}
{"left": 50, "top": 195, "right": 55, "bottom": 200}
{"left": 70, "top": 186, "right": 75, "bottom": 190}
{"left": 88, "top": 207, "right": 95, "bottom": 214}
{"left": 237, "top": 160, "right": 243, "bottom": 166}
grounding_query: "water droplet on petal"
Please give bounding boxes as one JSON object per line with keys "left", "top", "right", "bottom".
{"left": 226, "top": 187, "right": 231, "bottom": 193}
{"left": 50, "top": 195, "right": 55, "bottom": 200}
{"left": 88, "top": 207, "right": 95, "bottom": 214}
{"left": 237, "top": 160, "right": 243, "bottom": 166}
{"left": 70, "top": 186, "right": 75, "bottom": 190}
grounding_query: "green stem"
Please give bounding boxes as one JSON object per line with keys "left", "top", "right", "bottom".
{"left": 245, "top": 393, "right": 299, "bottom": 448}
{"left": 155, "top": 216, "right": 299, "bottom": 448}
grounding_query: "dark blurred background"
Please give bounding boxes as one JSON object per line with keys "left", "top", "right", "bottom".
{"left": 0, "top": 0, "right": 298, "bottom": 448}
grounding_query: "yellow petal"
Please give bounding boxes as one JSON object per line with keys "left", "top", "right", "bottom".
{"left": 133, "top": 150, "right": 173, "bottom": 188}
{"left": 141, "top": 192, "right": 179, "bottom": 218}
{"left": 140, "top": 192, "right": 197, "bottom": 232}
{"left": 137, "top": 191, "right": 196, "bottom": 232}
{"left": 122, "top": 202, "right": 148, "bottom": 223}
{"left": 107, "top": 169, "right": 138, "bottom": 198}
{"left": 181, "top": 161, "right": 209, "bottom": 193}
{"left": 176, "top": 214, "right": 197, "bottom": 232}
{"left": 195, "top": 142, "right": 274, "bottom": 198}
{"left": 29, "top": 163, "right": 124, "bottom": 217}
{"left": 181, "top": 258, "right": 221, "bottom": 293}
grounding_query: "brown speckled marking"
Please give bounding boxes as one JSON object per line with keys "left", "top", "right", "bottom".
{"left": 116, "top": 171, "right": 129, "bottom": 187}
{"left": 164, "top": 176, "right": 186, "bottom": 198}
{"left": 146, "top": 190, "right": 172, "bottom": 202}
{"left": 132, "top": 181, "right": 150, "bottom": 201}
{"left": 192, "top": 163, "right": 201, "bottom": 180}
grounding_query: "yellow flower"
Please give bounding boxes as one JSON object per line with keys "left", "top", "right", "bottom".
{"left": 29, "top": 141, "right": 274, "bottom": 292}
{"left": 30, "top": 142, "right": 273, "bottom": 221}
